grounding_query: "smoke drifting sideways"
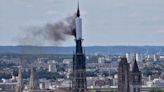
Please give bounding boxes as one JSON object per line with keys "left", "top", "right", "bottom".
{"left": 18, "top": 14, "right": 76, "bottom": 46}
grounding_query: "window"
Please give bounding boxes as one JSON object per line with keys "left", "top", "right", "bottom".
{"left": 138, "top": 88, "right": 140, "bottom": 92}
{"left": 134, "top": 88, "right": 136, "bottom": 92}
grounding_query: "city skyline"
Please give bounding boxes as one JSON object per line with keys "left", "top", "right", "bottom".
{"left": 1, "top": 0, "right": 164, "bottom": 46}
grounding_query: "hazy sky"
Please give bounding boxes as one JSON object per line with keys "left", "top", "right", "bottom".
{"left": 0, "top": 0, "right": 164, "bottom": 46}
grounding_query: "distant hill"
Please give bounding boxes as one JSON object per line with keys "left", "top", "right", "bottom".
{"left": 0, "top": 46, "right": 164, "bottom": 55}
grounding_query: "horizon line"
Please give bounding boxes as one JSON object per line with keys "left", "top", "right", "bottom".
{"left": 0, "top": 45, "right": 164, "bottom": 47}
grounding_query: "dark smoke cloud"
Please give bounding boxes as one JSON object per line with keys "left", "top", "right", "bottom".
{"left": 18, "top": 14, "right": 76, "bottom": 46}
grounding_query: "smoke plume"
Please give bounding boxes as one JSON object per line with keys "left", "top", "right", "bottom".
{"left": 19, "top": 14, "right": 76, "bottom": 46}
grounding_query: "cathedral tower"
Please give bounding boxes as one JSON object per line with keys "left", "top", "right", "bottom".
{"left": 130, "top": 59, "right": 142, "bottom": 92}
{"left": 118, "top": 57, "right": 130, "bottom": 92}
{"left": 72, "top": 3, "right": 87, "bottom": 92}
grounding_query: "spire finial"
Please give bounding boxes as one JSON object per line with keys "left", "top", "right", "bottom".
{"left": 77, "top": 1, "right": 80, "bottom": 17}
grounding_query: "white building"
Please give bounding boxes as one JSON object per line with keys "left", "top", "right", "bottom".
{"left": 126, "top": 53, "right": 135, "bottom": 63}
{"left": 48, "top": 60, "right": 57, "bottom": 73}
{"left": 136, "top": 53, "right": 143, "bottom": 62}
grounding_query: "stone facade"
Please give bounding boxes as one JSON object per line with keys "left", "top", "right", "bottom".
{"left": 118, "top": 58, "right": 130, "bottom": 92}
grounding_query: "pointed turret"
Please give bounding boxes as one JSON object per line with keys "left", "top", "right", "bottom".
{"left": 29, "top": 67, "right": 39, "bottom": 91}
{"left": 16, "top": 65, "right": 23, "bottom": 92}
{"left": 16, "top": 59, "right": 24, "bottom": 92}
{"left": 29, "top": 67, "right": 34, "bottom": 90}
{"left": 132, "top": 59, "right": 139, "bottom": 72}
{"left": 130, "top": 59, "right": 142, "bottom": 92}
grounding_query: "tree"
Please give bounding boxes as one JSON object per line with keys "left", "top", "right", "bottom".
{"left": 149, "top": 88, "right": 164, "bottom": 92}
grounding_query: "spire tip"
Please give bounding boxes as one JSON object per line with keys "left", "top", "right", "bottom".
{"left": 77, "top": 1, "right": 80, "bottom": 17}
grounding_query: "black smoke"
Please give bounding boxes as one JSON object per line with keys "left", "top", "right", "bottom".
{"left": 19, "top": 14, "right": 76, "bottom": 46}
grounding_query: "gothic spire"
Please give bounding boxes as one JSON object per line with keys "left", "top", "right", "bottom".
{"left": 16, "top": 65, "right": 23, "bottom": 92}
{"left": 132, "top": 59, "right": 140, "bottom": 72}
{"left": 77, "top": 2, "right": 80, "bottom": 17}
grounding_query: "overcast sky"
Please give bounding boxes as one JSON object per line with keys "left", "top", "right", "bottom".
{"left": 0, "top": 0, "right": 164, "bottom": 46}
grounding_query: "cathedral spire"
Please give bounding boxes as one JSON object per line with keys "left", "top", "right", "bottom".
{"left": 75, "top": 1, "right": 83, "bottom": 53}
{"left": 132, "top": 59, "right": 139, "bottom": 72}
{"left": 16, "top": 65, "right": 23, "bottom": 92}
{"left": 16, "top": 59, "right": 23, "bottom": 92}
{"left": 29, "top": 67, "right": 39, "bottom": 91}
{"left": 72, "top": 2, "right": 87, "bottom": 92}
{"left": 77, "top": 2, "right": 80, "bottom": 17}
